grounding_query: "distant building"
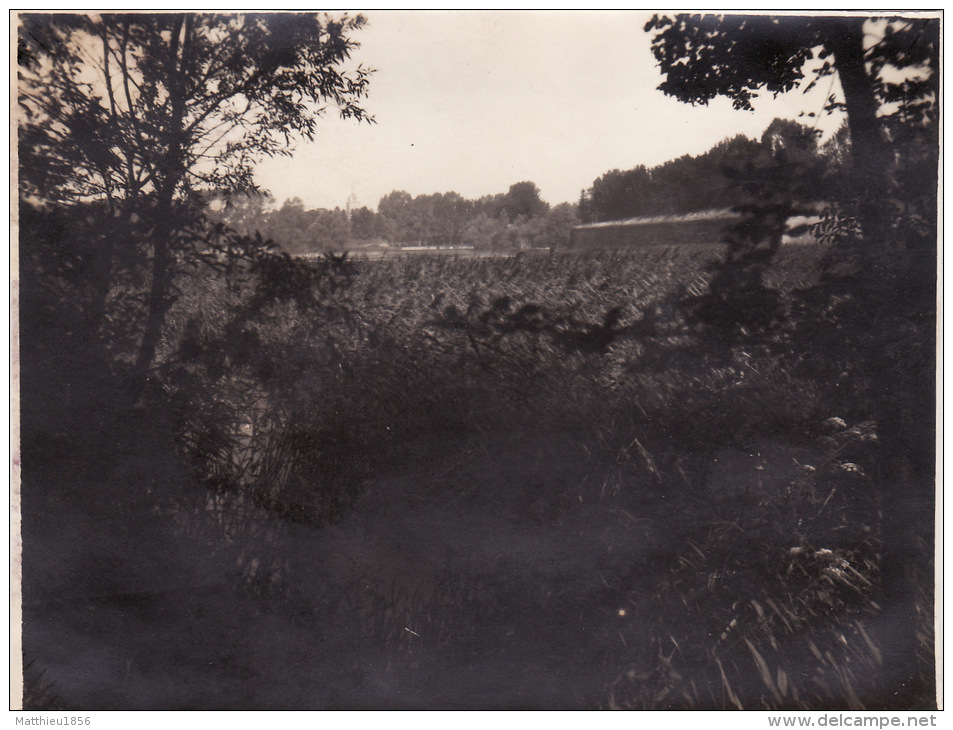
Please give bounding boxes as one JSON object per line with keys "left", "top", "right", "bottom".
{"left": 346, "top": 192, "right": 361, "bottom": 220}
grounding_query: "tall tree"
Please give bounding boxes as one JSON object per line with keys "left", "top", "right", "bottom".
{"left": 377, "top": 190, "right": 415, "bottom": 244}
{"left": 348, "top": 206, "right": 376, "bottom": 240}
{"left": 579, "top": 167, "right": 652, "bottom": 223}
{"left": 430, "top": 192, "right": 472, "bottom": 247}
{"left": 537, "top": 202, "right": 579, "bottom": 251}
{"left": 503, "top": 181, "right": 549, "bottom": 222}
{"left": 578, "top": 134, "right": 766, "bottom": 223}
{"left": 18, "top": 12, "right": 373, "bottom": 398}
{"left": 645, "top": 15, "right": 939, "bottom": 704}
{"left": 643, "top": 13, "right": 938, "bottom": 261}
{"left": 305, "top": 209, "right": 349, "bottom": 253}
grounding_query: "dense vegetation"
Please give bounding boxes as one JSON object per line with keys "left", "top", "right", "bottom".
{"left": 578, "top": 119, "right": 841, "bottom": 223}
{"left": 211, "top": 119, "right": 826, "bottom": 253}
{"left": 210, "top": 181, "right": 577, "bottom": 255}
{"left": 18, "top": 11, "right": 937, "bottom": 712}
{"left": 21, "top": 227, "right": 935, "bottom": 708}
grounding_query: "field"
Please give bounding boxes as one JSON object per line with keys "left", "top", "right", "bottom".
{"left": 19, "top": 243, "right": 936, "bottom": 710}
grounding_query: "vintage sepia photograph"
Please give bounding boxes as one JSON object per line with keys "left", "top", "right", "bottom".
{"left": 13, "top": 10, "right": 939, "bottom": 710}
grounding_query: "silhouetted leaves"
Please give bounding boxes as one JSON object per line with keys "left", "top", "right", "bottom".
{"left": 19, "top": 12, "right": 374, "bottom": 395}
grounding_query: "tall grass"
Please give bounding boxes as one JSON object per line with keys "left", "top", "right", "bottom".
{"left": 23, "top": 242, "right": 932, "bottom": 709}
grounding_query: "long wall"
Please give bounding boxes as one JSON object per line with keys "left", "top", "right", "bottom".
{"left": 569, "top": 208, "right": 822, "bottom": 250}
{"left": 570, "top": 213, "right": 739, "bottom": 250}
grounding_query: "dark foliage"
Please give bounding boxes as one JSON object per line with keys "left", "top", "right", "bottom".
{"left": 578, "top": 134, "right": 772, "bottom": 223}
{"left": 17, "top": 10, "right": 936, "bottom": 712}
{"left": 641, "top": 15, "right": 937, "bottom": 709}
{"left": 18, "top": 11, "right": 373, "bottom": 398}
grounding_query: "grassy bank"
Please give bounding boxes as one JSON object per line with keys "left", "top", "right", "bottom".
{"left": 20, "top": 244, "right": 935, "bottom": 709}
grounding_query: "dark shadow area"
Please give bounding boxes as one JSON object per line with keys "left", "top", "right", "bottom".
{"left": 20, "top": 222, "right": 936, "bottom": 708}
{"left": 16, "top": 10, "right": 937, "bottom": 712}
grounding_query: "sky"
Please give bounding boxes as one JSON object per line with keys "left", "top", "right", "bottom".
{"left": 254, "top": 10, "right": 848, "bottom": 212}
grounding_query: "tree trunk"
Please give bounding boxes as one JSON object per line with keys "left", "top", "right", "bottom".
{"left": 829, "top": 17, "right": 935, "bottom": 707}
{"left": 85, "top": 225, "right": 117, "bottom": 342}
{"left": 128, "top": 14, "right": 191, "bottom": 404}
{"left": 826, "top": 17, "right": 894, "bottom": 266}
{"left": 128, "top": 223, "right": 174, "bottom": 402}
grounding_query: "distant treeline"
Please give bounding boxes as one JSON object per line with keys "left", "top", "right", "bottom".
{"left": 578, "top": 118, "right": 847, "bottom": 223}
{"left": 209, "top": 182, "right": 578, "bottom": 254}
{"left": 210, "top": 117, "right": 846, "bottom": 254}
